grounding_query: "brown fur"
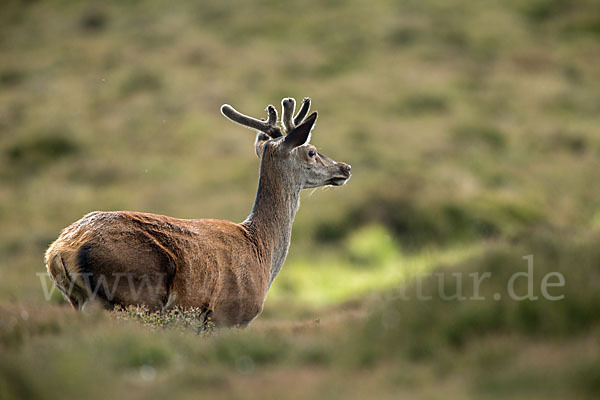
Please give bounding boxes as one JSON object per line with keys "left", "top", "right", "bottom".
{"left": 45, "top": 98, "right": 351, "bottom": 327}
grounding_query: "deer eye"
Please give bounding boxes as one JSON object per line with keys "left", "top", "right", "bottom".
{"left": 308, "top": 150, "right": 316, "bottom": 158}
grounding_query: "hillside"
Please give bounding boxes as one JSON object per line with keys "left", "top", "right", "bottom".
{"left": 1, "top": 0, "right": 599, "bottom": 398}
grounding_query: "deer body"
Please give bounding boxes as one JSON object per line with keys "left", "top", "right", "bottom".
{"left": 45, "top": 98, "right": 351, "bottom": 327}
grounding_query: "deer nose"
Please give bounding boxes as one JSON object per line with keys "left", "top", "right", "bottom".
{"left": 339, "top": 163, "right": 351, "bottom": 176}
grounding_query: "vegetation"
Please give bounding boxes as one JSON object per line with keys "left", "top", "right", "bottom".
{"left": 1, "top": 0, "right": 599, "bottom": 398}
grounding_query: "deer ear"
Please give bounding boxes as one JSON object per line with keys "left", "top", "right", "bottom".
{"left": 283, "top": 111, "right": 317, "bottom": 150}
{"left": 255, "top": 132, "right": 269, "bottom": 158}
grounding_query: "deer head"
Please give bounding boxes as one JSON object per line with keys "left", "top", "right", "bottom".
{"left": 221, "top": 97, "right": 352, "bottom": 190}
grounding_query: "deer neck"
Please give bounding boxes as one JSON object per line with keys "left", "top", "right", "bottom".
{"left": 243, "top": 164, "right": 300, "bottom": 289}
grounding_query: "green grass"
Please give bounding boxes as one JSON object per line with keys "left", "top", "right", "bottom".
{"left": 269, "top": 225, "right": 484, "bottom": 306}
{"left": 1, "top": 0, "right": 600, "bottom": 398}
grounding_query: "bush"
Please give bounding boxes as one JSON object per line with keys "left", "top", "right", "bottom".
{"left": 452, "top": 122, "right": 507, "bottom": 151}
{"left": 354, "top": 228, "right": 600, "bottom": 363}
{"left": 393, "top": 94, "right": 449, "bottom": 115}
{"left": 118, "top": 69, "right": 162, "bottom": 97}
{"left": 345, "top": 224, "right": 399, "bottom": 267}
{"left": 7, "top": 132, "right": 79, "bottom": 169}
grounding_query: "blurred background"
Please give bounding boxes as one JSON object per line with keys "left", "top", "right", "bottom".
{"left": 1, "top": 0, "right": 599, "bottom": 399}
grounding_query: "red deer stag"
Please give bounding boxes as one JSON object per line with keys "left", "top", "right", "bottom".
{"left": 45, "top": 97, "right": 351, "bottom": 327}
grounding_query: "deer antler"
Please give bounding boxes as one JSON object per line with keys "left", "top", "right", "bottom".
{"left": 293, "top": 97, "right": 311, "bottom": 126}
{"left": 222, "top": 97, "right": 311, "bottom": 137}
{"left": 281, "top": 98, "right": 296, "bottom": 133}
{"left": 281, "top": 97, "right": 311, "bottom": 133}
{"left": 221, "top": 104, "right": 283, "bottom": 138}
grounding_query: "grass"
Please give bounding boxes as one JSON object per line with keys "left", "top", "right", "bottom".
{"left": 2, "top": 230, "right": 600, "bottom": 399}
{"left": 269, "top": 225, "right": 484, "bottom": 306}
{"left": 1, "top": 0, "right": 600, "bottom": 398}
{"left": 112, "top": 305, "right": 216, "bottom": 335}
